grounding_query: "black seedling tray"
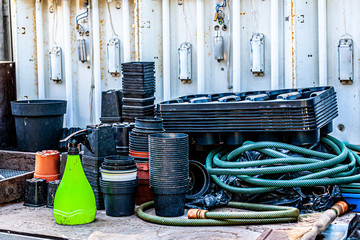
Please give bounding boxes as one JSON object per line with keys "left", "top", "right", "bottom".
{"left": 122, "top": 61, "right": 154, "bottom": 69}
{"left": 158, "top": 87, "right": 335, "bottom": 111}
{"left": 123, "top": 72, "right": 155, "bottom": 78}
{"left": 123, "top": 97, "right": 155, "bottom": 106}
{"left": 123, "top": 92, "right": 155, "bottom": 98}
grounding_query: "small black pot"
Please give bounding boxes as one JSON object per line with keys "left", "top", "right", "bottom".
{"left": 24, "top": 178, "right": 47, "bottom": 207}
{"left": 100, "top": 179, "right": 138, "bottom": 217}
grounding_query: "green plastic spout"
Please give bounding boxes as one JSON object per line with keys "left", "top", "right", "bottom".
{"left": 53, "top": 154, "right": 96, "bottom": 225}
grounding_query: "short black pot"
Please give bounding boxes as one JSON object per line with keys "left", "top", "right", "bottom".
{"left": 100, "top": 179, "right": 138, "bottom": 217}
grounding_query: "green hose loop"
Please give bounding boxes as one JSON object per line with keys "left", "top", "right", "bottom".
{"left": 206, "top": 136, "right": 360, "bottom": 194}
{"left": 136, "top": 201, "right": 299, "bottom": 226}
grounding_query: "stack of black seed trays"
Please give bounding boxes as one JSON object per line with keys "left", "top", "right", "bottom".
{"left": 121, "top": 62, "right": 156, "bottom": 122}
{"left": 82, "top": 124, "right": 116, "bottom": 210}
{"left": 157, "top": 86, "right": 338, "bottom": 145}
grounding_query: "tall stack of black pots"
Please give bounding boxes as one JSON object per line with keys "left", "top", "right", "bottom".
{"left": 121, "top": 62, "right": 156, "bottom": 122}
{"left": 149, "top": 133, "right": 189, "bottom": 217}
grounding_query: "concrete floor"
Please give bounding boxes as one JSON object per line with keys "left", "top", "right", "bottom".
{"left": 0, "top": 202, "right": 355, "bottom": 240}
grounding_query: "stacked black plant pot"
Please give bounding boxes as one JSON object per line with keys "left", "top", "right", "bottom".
{"left": 100, "top": 89, "right": 123, "bottom": 124}
{"left": 149, "top": 133, "right": 189, "bottom": 217}
{"left": 129, "top": 117, "right": 164, "bottom": 161}
{"left": 113, "top": 123, "right": 135, "bottom": 156}
{"left": 100, "top": 156, "right": 138, "bottom": 217}
{"left": 82, "top": 124, "right": 116, "bottom": 210}
{"left": 121, "top": 62, "right": 156, "bottom": 122}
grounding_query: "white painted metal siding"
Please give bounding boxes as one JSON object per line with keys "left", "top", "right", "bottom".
{"left": 10, "top": 0, "right": 360, "bottom": 143}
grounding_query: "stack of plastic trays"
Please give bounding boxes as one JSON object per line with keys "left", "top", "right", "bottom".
{"left": 157, "top": 86, "right": 338, "bottom": 145}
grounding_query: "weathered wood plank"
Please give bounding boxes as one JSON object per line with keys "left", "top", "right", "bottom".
{"left": 0, "top": 172, "right": 33, "bottom": 203}
{"left": 0, "top": 150, "right": 35, "bottom": 171}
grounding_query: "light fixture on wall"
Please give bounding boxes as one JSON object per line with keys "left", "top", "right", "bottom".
{"left": 338, "top": 39, "right": 353, "bottom": 85}
{"left": 107, "top": 38, "right": 121, "bottom": 77}
{"left": 178, "top": 42, "right": 192, "bottom": 83}
{"left": 49, "top": 47, "right": 62, "bottom": 83}
{"left": 250, "top": 33, "right": 265, "bottom": 77}
{"left": 214, "top": 25, "right": 224, "bottom": 62}
{"left": 77, "top": 39, "right": 87, "bottom": 63}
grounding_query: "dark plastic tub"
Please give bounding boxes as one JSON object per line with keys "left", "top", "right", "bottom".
{"left": 11, "top": 100, "right": 66, "bottom": 152}
{"left": 100, "top": 179, "right": 138, "bottom": 217}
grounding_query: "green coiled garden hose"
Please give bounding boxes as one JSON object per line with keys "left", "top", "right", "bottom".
{"left": 136, "top": 201, "right": 299, "bottom": 226}
{"left": 206, "top": 135, "right": 360, "bottom": 194}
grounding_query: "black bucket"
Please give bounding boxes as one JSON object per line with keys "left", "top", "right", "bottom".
{"left": 100, "top": 179, "right": 138, "bottom": 217}
{"left": 11, "top": 100, "right": 67, "bottom": 152}
{"left": 152, "top": 187, "right": 187, "bottom": 217}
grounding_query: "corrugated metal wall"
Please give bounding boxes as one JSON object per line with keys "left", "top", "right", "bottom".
{"left": 10, "top": 0, "right": 360, "bottom": 143}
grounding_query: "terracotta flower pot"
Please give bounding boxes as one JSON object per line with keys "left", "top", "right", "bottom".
{"left": 136, "top": 162, "right": 149, "bottom": 179}
{"left": 35, "top": 150, "right": 60, "bottom": 182}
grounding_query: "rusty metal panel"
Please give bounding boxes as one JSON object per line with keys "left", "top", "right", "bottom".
{"left": 0, "top": 62, "right": 16, "bottom": 148}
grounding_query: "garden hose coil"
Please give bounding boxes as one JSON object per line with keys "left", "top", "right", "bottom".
{"left": 136, "top": 201, "right": 299, "bottom": 226}
{"left": 206, "top": 135, "right": 360, "bottom": 194}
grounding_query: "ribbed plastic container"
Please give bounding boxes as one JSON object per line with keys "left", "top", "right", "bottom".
{"left": 149, "top": 133, "right": 189, "bottom": 217}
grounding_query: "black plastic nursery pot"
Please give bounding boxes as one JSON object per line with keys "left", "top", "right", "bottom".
{"left": 24, "top": 178, "right": 47, "bottom": 207}
{"left": 152, "top": 187, "right": 188, "bottom": 217}
{"left": 46, "top": 179, "right": 61, "bottom": 208}
{"left": 11, "top": 100, "right": 67, "bottom": 152}
{"left": 100, "top": 179, "right": 138, "bottom": 217}
{"left": 187, "top": 160, "right": 210, "bottom": 200}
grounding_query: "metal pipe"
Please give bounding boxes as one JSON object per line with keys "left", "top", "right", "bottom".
{"left": 162, "top": 0, "right": 171, "bottom": 100}
{"left": 318, "top": 0, "right": 327, "bottom": 86}
{"left": 232, "top": 0, "right": 241, "bottom": 92}
{"left": 92, "top": 0, "right": 101, "bottom": 123}
{"left": 63, "top": 0, "right": 73, "bottom": 126}
{"left": 122, "top": 0, "right": 131, "bottom": 62}
{"left": 197, "top": 0, "right": 205, "bottom": 93}
{"left": 289, "top": 0, "right": 296, "bottom": 88}
{"left": 35, "top": 0, "right": 45, "bottom": 99}
{"left": 271, "top": 0, "right": 280, "bottom": 90}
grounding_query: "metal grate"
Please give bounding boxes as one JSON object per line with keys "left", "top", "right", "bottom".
{"left": 0, "top": 169, "right": 31, "bottom": 180}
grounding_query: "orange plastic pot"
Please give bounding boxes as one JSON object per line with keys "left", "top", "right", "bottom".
{"left": 34, "top": 173, "right": 60, "bottom": 182}
{"left": 135, "top": 178, "right": 153, "bottom": 205}
{"left": 35, "top": 150, "right": 60, "bottom": 182}
{"left": 136, "top": 162, "right": 149, "bottom": 179}
{"left": 129, "top": 150, "right": 149, "bottom": 158}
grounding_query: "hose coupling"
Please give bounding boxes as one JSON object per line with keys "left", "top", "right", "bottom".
{"left": 187, "top": 209, "right": 208, "bottom": 219}
{"left": 331, "top": 201, "right": 348, "bottom": 216}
